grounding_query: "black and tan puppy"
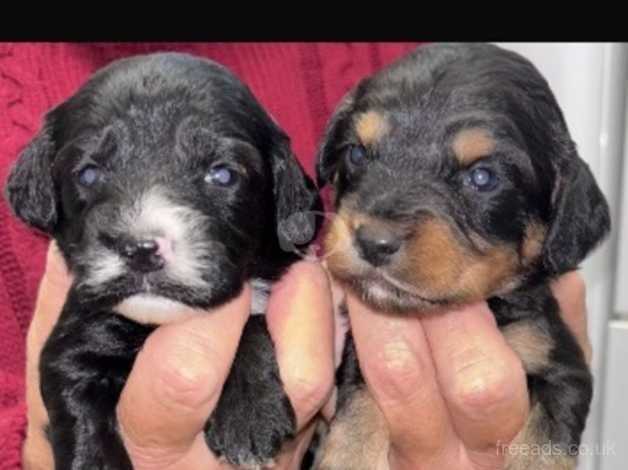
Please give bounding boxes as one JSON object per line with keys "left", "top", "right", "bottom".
{"left": 315, "top": 43, "right": 610, "bottom": 469}
{"left": 5, "top": 52, "right": 321, "bottom": 470}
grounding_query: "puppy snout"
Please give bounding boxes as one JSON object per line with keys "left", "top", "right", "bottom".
{"left": 120, "top": 238, "right": 165, "bottom": 273}
{"left": 355, "top": 224, "right": 402, "bottom": 266}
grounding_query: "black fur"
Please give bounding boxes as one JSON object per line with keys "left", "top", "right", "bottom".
{"left": 5, "top": 125, "right": 58, "bottom": 232}
{"left": 490, "top": 286, "right": 593, "bottom": 454}
{"left": 5, "top": 52, "right": 321, "bottom": 469}
{"left": 317, "top": 43, "right": 610, "bottom": 467}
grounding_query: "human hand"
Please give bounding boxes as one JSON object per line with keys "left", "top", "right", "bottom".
{"left": 346, "top": 271, "right": 590, "bottom": 470}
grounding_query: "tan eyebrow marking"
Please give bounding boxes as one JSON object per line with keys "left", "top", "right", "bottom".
{"left": 355, "top": 111, "right": 388, "bottom": 146}
{"left": 452, "top": 128, "right": 496, "bottom": 165}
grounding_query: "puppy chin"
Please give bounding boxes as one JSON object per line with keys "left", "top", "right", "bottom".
{"left": 335, "top": 274, "right": 452, "bottom": 314}
{"left": 111, "top": 278, "right": 271, "bottom": 326}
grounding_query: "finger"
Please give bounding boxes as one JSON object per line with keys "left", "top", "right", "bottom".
{"left": 43, "top": 240, "right": 73, "bottom": 285}
{"left": 32, "top": 241, "right": 73, "bottom": 337}
{"left": 266, "top": 261, "right": 335, "bottom": 429}
{"left": 28, "top": 241, "right": 73, "bottom": 388}
{"left": 346, "top": 295, "right": 457, "bottom": 462}
{"left": 24, "top": 242, "right": 74, "bottom": 470}
{"left": 272, "top": 421, "right": 318, "bottom": 470}
{"left": 117, "top": 286, "right": 251, "bottom": 468}
{"left": 551, "top": 271, "right": 591, "bottom": 363}
{"left": 421, "top": 303, "right": 528, "bottom": 465}
{"left": 137, "top": 432, "right": 234, "bottom": 470}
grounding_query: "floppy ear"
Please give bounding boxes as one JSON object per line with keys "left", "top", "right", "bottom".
{"left": 542, "top": 151, "right": 610, "bottom": 275}
{"left": 270, "top": 137, "right": 322, "bottom": 252}
{"left": 316, "top": 88, "right": 357, "bottom": 187}
{"left": 4, "top": 124, "right": 58, "bottom": 233}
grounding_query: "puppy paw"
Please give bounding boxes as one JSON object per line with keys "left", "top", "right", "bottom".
{"left": 204, "top": 316, "right": 296, "bottom": 468}
{"left": 205, "top": 386, "right": 295, "bottom": 468}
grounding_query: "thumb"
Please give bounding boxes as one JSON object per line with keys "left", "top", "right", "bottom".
{"left": 117, "top": 285, "right": 251, "bottom": 469}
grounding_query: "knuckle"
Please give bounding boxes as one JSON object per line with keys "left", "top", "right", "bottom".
{"left": 368, "top": 340, "right": 429, "bottom": 402}
{"left": 287, "top": 260, "right": 332, "bottom": 294}
{"left": 154, "top": 362, "right": 216, "bottom": 411}
{"left": 123, "top": 440, "right": 179, "bottom": 470}
{"left": 450, "top": 357, "right": 524, "bottom": 412}
{"left": 286, "top": 370, "right": 334, "bottom": 416}
{"left": 145, "top": 333, "right": 221, "bottom": 411}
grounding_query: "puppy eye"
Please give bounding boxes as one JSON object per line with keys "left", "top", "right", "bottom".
{"left": 77, "top": 165, "right": 106, "bottom": 187}
{"left": 205, "top": 165, "right": 238, "bottom": 187}
{"left": 347, "top": 144, "right": 368, "bottom": 167}
{"left": 463, "top": 167, "right": 498, "bottom": 191}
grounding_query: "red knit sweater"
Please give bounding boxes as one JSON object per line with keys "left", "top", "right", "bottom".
{"left": 0, "top": 42, "right": 419, "bottom": 468}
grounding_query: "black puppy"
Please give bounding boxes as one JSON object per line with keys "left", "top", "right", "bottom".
{"left": 314, "top": 43, "right": 610, "bottom": 469}
{"left": 5, "top": 52, "right": 321, "bottom": 470}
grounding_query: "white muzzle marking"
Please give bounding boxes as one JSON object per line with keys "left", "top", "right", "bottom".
{"left": 114, "top": 295, "right": 204, "bottom": 324}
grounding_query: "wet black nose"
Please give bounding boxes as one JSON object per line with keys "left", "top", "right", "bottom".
{"left": 121, "top": 239, "right": 164, "bottom": 272}
{"left": 355, "top": 225, "right": 402, "bottom": 266}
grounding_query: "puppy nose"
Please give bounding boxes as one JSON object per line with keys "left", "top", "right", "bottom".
{"left": 121, "top": 239, "right": 164, "bottom": 272}
{"left": 355, "top": 225, "right": 402, "bottom": 266}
